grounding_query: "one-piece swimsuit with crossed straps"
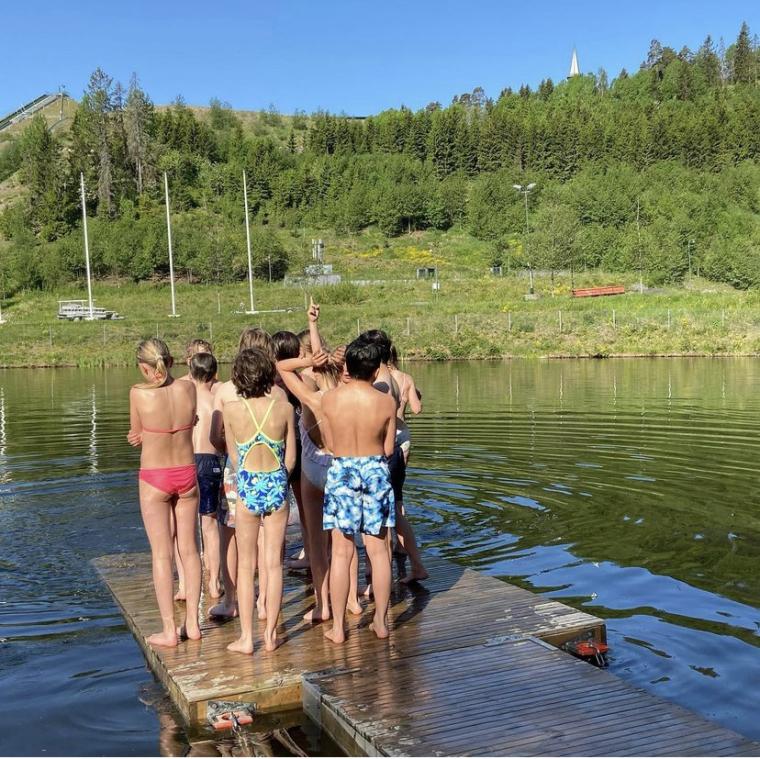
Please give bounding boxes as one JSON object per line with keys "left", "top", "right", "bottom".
{"left": 234, "top": 397, "right": 288, "bottom": 516}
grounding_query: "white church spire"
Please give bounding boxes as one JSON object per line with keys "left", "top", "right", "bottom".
{"left": 569, "top": 47, "right": 580, "bottom": 77}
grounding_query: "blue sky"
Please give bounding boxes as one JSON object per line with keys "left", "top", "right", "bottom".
{"left": 2, "top": 1, "right": 756, "bottom": 116}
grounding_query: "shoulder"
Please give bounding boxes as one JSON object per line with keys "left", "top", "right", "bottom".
{"left": 216, "top": 380, "right": 238, "bottom": 402}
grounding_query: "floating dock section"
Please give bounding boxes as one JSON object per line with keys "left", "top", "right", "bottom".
{"left": 94, "top": 552, "right": 760, "bottom": 756}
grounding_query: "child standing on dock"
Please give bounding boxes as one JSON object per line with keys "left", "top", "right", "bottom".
{"left": 222, "top": 348, "right": 296, "bottom": 654}
{"left": 127, "top": 338, "right": 202, "bottom": 647}
{"left": 189, "top": 351, "right": 223, "bottom": 599}
{"left": 321, "top": 338, "right": 397, "bottom": 643}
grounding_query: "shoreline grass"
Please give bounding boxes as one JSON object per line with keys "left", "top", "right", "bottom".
{"left": 1, "top": 272, "right": 760, "bottom": 368}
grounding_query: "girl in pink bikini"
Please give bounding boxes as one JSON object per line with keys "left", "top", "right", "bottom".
{"left": 128, "top": 338, "right": 202, "bottom": 647}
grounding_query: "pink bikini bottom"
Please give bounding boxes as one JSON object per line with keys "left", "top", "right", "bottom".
{"left": 139, "top": 464, "right": 197, "bottom": 496}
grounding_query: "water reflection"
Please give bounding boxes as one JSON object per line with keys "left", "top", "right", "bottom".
{"left": 89, "top": 385, "right": 98, "bottom": 474}
{"left": 0, "top": 386, "right": 8, "bottom": 484}
{"left": 2, "top": 361, "right": 760, "bottom": 747}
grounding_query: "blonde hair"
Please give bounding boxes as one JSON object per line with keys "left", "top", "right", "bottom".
{"left": 136, "top": 338, "right": 173, "bottom": 388}
{"left": 238, "top": 327, "right": 274, "bottom": 359}
{"left": 184, "top": 338, "right": 212, "bottom": 362}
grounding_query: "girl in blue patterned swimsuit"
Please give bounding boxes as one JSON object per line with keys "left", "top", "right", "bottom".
{"left": 222, "top": 348, "right": 296, "bottom": 655}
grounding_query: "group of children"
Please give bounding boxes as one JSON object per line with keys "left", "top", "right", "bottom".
{"left": 127, "top": 301, "right": 427, "bottom": 653}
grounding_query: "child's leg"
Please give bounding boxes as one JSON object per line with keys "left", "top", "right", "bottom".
{"left": 347, "top": 539, "right": 362, "bottom": 615}
{"left": 325, "top": 529, "right": 354, "bottom": 644}
{"left": 227, "top": 506, "right": 259, "bottom": 654}
{"left": 301, "top": 476, "right": 331, "bottom": 622}
{"left": 364, "top": 529, "right": 391, "bottom": 639}
{"left": 139, "top": 482, "right": 178, "bottom": 647}
{"left": 170, "top": 508, "right": 186, "bottom": 601}
{"left": 200, "top": 514, "right": 222, "bottom": 598}
{"left": 256, "top": 530, "right": 268, "bottom": 620}
{"left": 262, "top": 502, "right": 289, "bottom": 651}
{"left": 210, "top": 523, "right": 238, "bottom": 617}
{"left": 395, "top": 505, "right": 428, "bottom": 583}
{"left": 287, "top": 479, "right": 311, "bottom": 568}
{"left": 175, "top": 488, "right": 202, "bottom": 640}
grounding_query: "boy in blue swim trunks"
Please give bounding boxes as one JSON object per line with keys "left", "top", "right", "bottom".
{"left": 321, "top": 339, "right": 397, "bottom": 644}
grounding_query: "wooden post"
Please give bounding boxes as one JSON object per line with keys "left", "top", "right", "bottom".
{"left": 558, "top": 310, "right": 562, "bottom": 333}
{"left": 454, "top": 314, "right": 459, "bottom": 334}
{"left": 209, "top": 322, "right": 213, "bottom": 342}
{"left": 508, "top": 312, "right": 512, "bottom": 331}
{"left": 356, "top": 318, "right": 360, "bottom": 336}
{"left": 217, "top": 292, "right": 221, "bottom": 315}
{"left": 612, "top": 309, "right": 616, "bottom": 329}
{"left": 405, "top": 316, "right": 410, "bottom": 336}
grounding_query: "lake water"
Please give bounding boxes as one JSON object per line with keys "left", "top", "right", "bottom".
{"left": 2, "top": 359, "right": 760, "bottom": 753}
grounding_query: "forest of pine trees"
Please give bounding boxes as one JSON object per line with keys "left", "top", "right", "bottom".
{"left": 1, "top": 24, "right": 759, "bottom": 293}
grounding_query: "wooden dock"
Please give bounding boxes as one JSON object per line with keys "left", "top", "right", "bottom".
{"left": 94, "top": 551, "right": 760, "bottom": 756}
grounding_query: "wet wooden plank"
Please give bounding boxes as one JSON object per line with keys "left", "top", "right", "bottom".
{"left": 93, "top": 550, "right": 603, "bottom": 725}
{"left": 306, "top": 637, "right": 760, "bottom": 757}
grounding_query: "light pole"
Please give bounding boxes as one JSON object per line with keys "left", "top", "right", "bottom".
{"left": 513, "top": 183, "right": 536, "bottom": 294}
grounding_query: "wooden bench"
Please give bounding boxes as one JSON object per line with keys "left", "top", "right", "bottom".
{"left": 572, "top": 285, "right": 625, "bottom": 298}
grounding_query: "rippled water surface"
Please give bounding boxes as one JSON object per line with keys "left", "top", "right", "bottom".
{"left": 2, "top": 359, "right": 760, "bottom": 752}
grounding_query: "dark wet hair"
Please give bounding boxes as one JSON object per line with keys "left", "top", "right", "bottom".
{"left": 190, "top": 352, "right": 217, "bottom": 382}
{"left": 232, "top": 348, "right": 275, "bottom": 399}
{"left": 389, "top": 344, "right": 399, "bottom": 368}
{"left": 345, "top": 338, "right": 381, "bottom": 381}
{"left": 272, "top": 330, "right": 301, "bottom": 361}
{"left": 359, "top": 329, "right": 391, "bottom": 363}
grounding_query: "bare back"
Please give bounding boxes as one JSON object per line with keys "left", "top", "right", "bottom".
{"left": 322, "top": 381, "right": 396, "bottom": 458}
{"left": 389, "top": 366, "right": 421, "bottom": 419}
{"left": 193, "top": 380, "right": 221, "bottom": 455}
{"left": 223, "top": 395, "right": 296, "bottom": 475}
{"left": 130, "top": 379, "right": 196, "bottom": 468}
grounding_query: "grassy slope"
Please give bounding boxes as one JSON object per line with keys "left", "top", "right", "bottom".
{"left": 0, "top": 251, "right": 757, "bottom": 367}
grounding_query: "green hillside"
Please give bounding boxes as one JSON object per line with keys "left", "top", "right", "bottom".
{"left": 0, "top": 23, "right": 759, "bottom": 307}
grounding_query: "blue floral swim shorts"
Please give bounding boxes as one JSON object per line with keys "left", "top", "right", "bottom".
{"left": 323, "top": 455, "right": 395, "bottom": 536}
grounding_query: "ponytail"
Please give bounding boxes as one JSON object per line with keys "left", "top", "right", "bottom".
{"left": 136, "top": 338, "right": 173, "bottom": 389}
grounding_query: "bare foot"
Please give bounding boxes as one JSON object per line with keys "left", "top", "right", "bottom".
{"left": 263, "top": 632, "right": 281, "bottom": 652}
{"left": 347, "top": 598, "right": 363, "bottom": 616}
{"left": 147, "top": 630, "right": 179, "bottom": 648}
{"left": 400, "top": 568, "right": 429, "bottom": 585}
{"left": 208, "top": 582, "right": 223, "bottom": 600}
{"left": 323, "top": 626, "right": 345, "bottom": 644}
{"left": 177, "top": 624, "right": 201, "bottom": 642}
{"left": 174, "top": 588, "right": 186, "bottom": 602}
{"left": 209, "top": 601, "right": 238, "bottom": 619}
{"left": 369, "top": 620, "right": 389, "bottom": 639}
{"left": 303, "top": 606, "right": 331, "bottom": 623}
{"left": 227, "top": 637, "right": 254, "bottom": 654}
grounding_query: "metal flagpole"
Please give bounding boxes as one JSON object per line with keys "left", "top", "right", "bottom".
{"left": 164, "top": 172, "right": 179, "bottom": 317}
{"left": 80, "top": 173, "right": 94, "bottom": 319}
{"left": 243, "top": 170, "right": 256, "bottom": 314}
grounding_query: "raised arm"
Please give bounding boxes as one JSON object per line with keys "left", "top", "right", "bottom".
{"left": 308, "top": 298, "right": 322, "bottom": 355}
{"left": 276, "top": 354, "right": 329, "bottom": 415}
